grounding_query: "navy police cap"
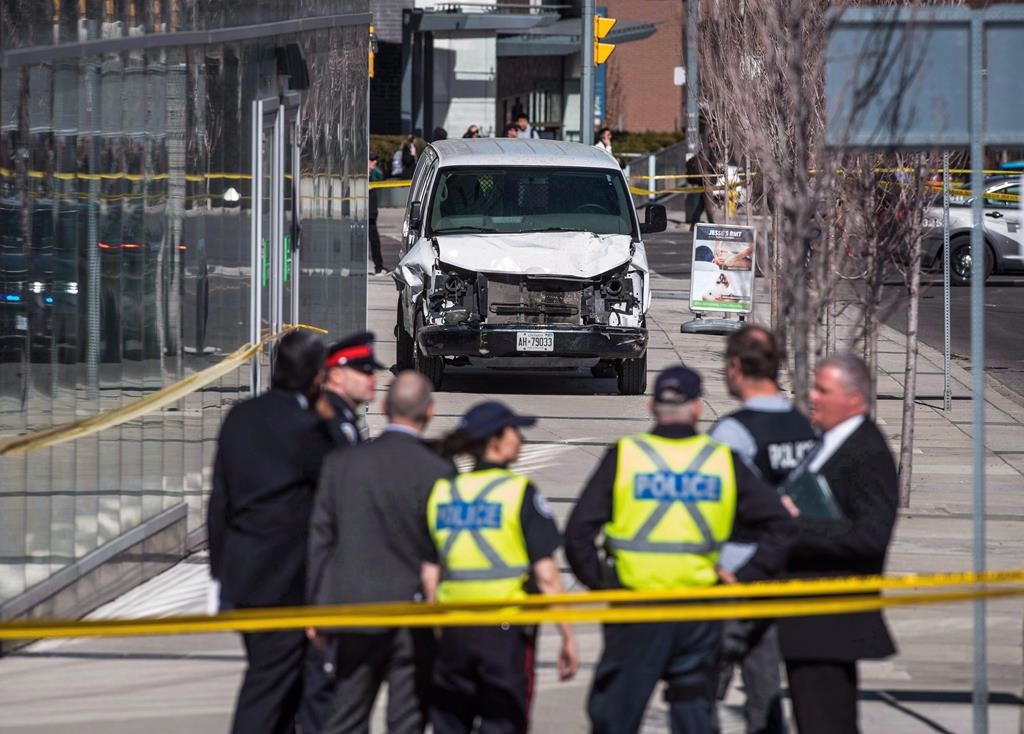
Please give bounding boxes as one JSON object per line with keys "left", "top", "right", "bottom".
{"left": 653, "top": 365, "right": 702, "bottom": 404}
{"left": 459, "top": 401, "right": 537, "bottom": 441}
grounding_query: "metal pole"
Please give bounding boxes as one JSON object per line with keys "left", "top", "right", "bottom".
{"left": 969, "top": 14, "right": 988, "bottom": 734}
{"left": 648, "top": 154, "right": 656, "bottom": 201}
{"left": 581, "top": 0, "right": 595, "bottom": 145}
{"left": 686, "top": 0, "right": 699, "bottom": 155}
{"left": 943, "top": 152, "right": 951, "bottom": 413}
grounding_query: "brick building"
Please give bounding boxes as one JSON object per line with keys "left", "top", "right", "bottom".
{"left": 602, "top": 0, "right": 685, "bottom": 133}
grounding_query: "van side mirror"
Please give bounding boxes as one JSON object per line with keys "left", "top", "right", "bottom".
{"left": 639, "top": 204, "right": 667, "bottom": 234}
{"left": 409, "top": 201, "right": 422, "bottom": 231}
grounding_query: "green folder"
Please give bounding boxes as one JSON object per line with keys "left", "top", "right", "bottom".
{"left": 779, "top": 471, "right": 844, "bottom": 519}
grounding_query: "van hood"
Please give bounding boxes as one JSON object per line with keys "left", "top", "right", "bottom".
{"left": 436, "top": 231, "right": 635, "bottom": 278}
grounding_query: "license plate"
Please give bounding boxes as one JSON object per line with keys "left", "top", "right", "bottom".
{"left": 516, "top": 331, "right": 555, "bottom": 352}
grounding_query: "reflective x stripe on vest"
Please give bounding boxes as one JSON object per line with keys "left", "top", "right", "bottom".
{"left": 439, "top": 474, "right": 528, "bottom": 582}
{"left": 606, "top": 438, "right": 720, "bottom": 555}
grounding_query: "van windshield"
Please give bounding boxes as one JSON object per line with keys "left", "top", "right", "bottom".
{"left": 428, "top": 167, "right": 634, "bottom": 237}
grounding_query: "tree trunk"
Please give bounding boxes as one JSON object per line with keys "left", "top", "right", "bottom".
{"left": 898, "top": 218, "right": 924, "bottom": 508}
{"left": 901, "top": 181, "right": 925, "bottom": 507}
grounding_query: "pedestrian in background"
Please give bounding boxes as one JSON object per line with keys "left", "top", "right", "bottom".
{"left": 319, "top": 332, "right": 384, "bottom": 448}
{"left": 368, "top": 153, "right": 385, "bottom": 275}
{"left": 425, "top": 401, "right": 579, "bottom": 734}
{"left": 431, "top": 126, "right": 448, "bottom": 142}
{"left": 565, "top": 366, "right": 796, "bottom": 734}
{"left": 504, "top": 123, "right": 519, "bottom": 138}
{"left": 595, "top": 127, "right": 613, "bottom": 156}
{"left": 778, "top": 354, "right": 898, "bottom": 734}
{"left": 710, "top": 326, "right": 817, "bottom": 734}
{"left": 307, "top": 371, "right": 452, "bottom": 734}
{"left": 515, "top": 112, "right": 540, "bottom": 139}
{"left": 686, "top": 149, "right": 716, "bottom": 231}
{"left": 462, "top": 125, "right": 480, "bottom": 138}
{"left": 400, "top": 134, "right": 417, "bottom": 179}
{"left": 208, "top": 330, "right": 334, "bottom": 734}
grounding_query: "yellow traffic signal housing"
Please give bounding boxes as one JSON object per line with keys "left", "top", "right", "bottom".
{"left": 594, "top": 16, "right": 616, "bottom": 66}
{"left": 369, "top": 25, "right": 378, "bottom": 79}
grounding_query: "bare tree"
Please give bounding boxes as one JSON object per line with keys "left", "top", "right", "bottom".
{"left": 698, "top": 0, "right": 841, "bottom": 407}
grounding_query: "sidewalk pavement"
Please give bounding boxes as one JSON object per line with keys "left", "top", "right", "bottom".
{"left": 0, "top": 214, "right": 1019, "bottom": 733}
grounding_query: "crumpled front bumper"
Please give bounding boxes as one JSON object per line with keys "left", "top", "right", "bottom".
{"left": 416, "top": 324, "right": 647, "bottom": 359}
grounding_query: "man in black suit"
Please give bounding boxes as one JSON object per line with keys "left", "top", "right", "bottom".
{"left": 208, "top": 330, "right": 334, "bottom": 734}
{"left": 307, "top": 370, "right": 453, "bottom": 734}
{"left": 778, "top": 353, "right": 898, "bottom": 734}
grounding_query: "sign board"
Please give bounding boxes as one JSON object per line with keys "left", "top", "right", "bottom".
{"left": 689, "top": 224, "right": 756, "bottom": 314}
{"left": 825, "top": 8, "right": 970, "bottom": 148}
{"left": 673, "top": 66, "right": 685, "bottom": 86}
{"left": 826, "top": 7, "right": 1024, "bottom": 148}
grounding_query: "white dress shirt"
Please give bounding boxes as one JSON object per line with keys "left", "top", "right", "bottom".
{"left": 808, "top": 413, "right": 865, "bottom": 473}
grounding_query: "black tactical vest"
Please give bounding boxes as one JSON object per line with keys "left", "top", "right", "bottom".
{"left": 728, "top": 407, "right": 818, "bottom": 487}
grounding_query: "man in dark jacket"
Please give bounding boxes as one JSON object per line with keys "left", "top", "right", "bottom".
{"left": 368, "top": 153, "right": 385, "bottom": 275}
{"left": 302, "top": 333, "right": 387, "bottom": 732}
{"left": 208, "top": 330, "right": 333, "bottom": 734}
{"left": 307, "top": 371, "right": 453, "bottom": 733}
{"left": 778, "top": 353, "right": 898, "bottom": 734}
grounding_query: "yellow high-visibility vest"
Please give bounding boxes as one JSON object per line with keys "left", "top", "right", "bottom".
{"left": 604, "top": 433, "right": 737, "bottom": 589}
{"left": 427, "top": 468, "right": 531, "bottom": 603}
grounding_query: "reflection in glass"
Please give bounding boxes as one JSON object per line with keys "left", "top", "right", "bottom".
{"left": 0, "top": 5, "right": 370, "bottom": 606}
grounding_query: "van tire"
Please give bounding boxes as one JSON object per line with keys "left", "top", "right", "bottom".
{"left": 396, "top": 297, "right": 415, "bottom": 370}
{"left": 616, "top": 352, "right": 647, "bottom": 395}
{"left": 413, "top": 313, "right": 445, "bottom": 390}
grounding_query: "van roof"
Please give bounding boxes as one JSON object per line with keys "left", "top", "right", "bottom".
{"left": 429, "top": 138, "right": 621, "bottom": 170}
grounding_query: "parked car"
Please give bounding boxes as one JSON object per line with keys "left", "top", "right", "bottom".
{"left": 922, "top": 177, "right": 1022, "bottom": 285}
{"left": 392, "top": 139, "right": 666, "bottom": 394}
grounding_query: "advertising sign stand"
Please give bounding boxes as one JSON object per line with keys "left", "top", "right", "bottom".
{"left": 681, "top": 223, "right": 756, "bottom": 335}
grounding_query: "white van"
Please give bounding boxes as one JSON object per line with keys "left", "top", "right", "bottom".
{"left": 392, "top": 139, "right": 666, "bottom": 394}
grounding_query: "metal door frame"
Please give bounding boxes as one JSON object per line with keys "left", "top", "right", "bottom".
{"left": 250, "top": 94, "right": 301, "bottom": 393}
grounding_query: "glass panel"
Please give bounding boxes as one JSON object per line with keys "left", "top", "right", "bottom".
{"left": 0, "top": 12, "right": 370, "bottom": 607}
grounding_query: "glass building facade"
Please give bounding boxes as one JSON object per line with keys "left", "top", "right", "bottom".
{"left": 0, "top": 1, "right": 369, "bottom": 620}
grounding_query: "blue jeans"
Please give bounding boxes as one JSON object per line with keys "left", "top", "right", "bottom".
{"left": 589, "top": 620, "right": 722, "bottom": 734}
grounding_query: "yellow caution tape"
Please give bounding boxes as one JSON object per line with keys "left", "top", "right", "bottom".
{"left": 0, "top": 325, "right": 324, "bottom": 457}
{"left": 923, "top": 182, "right": 1020, "bottom": 203}
{"left": 0, "top": 571, "right": 1021, "bottom": 641}
{"left": 628, "top": 173, "right": 756, "bottom": 181}
{"left": 369, "top": 179, "right": 413, "bottom": 190}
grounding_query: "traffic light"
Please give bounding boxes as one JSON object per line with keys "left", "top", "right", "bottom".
{"left": 369, "top": 25, "right": 378, "bottom": 79}
{"left": 594, "top": 16, "right": 616, "bottom": 66}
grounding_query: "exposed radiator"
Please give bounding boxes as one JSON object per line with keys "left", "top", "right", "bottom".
{"left": 484, "top": 276, "right": 584, "bottom": 326}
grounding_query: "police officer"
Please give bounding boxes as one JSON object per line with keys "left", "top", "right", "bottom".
{"left": 565, "top": 366, "right": 797, "bottom": 734}
{"left": 301, "top": 331, "right": 385, "bottom": 733}
{"left": 423, "top": 401, "right": 579, "bottom": 734}
{"left": 319, "top": 331, "right": 385, "bottom": 447}
{"left": 710, "top": 326, "right": 817, "bottom": 734}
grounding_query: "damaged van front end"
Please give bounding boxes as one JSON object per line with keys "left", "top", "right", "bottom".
{"left": 393, "top": 140, "right": 665, "bottom": 394}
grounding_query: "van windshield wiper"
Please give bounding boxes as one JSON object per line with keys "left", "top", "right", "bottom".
{"left": 522, "top": 227, "right": 585, "bottom": 233}
{"left": 432, "top": 226, "right": 498, "bottom": 234}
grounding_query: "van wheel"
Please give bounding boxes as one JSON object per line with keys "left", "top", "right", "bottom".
{"left": 616, "top": 352, "right": 648, "bottom": 395}
{"left": 949, "top": 237, "right": 993, "bottom": 287}
{"left": 413, "top": 314, "right": 445, "bottom": 390}
{"left": 396, "top": 297, "right": 414, "bottom": 370}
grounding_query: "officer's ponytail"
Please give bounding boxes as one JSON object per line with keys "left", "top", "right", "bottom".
{"left": 436, "top": 427, "right": 490, "bottom": 462}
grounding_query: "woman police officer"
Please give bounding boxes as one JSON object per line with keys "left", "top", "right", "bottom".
{"left": 423, "top": 401, "right": 578, "bottom": 733}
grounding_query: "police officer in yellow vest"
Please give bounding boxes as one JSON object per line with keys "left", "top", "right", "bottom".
{"left": 566, "top": 366, "right": 796, "bottom": 734}
{"left": 423, "top": 401, "right": 579, "bottom": 734}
